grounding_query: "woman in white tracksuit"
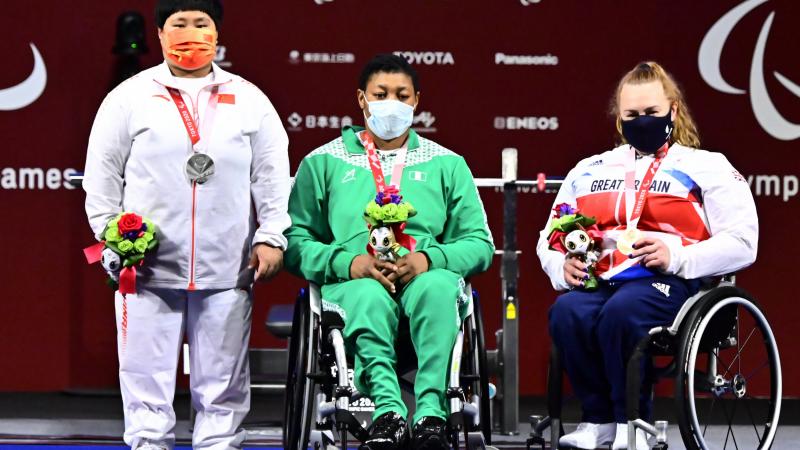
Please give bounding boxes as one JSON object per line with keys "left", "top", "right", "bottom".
{"left": 82, "top": 1, "right": 290, "bottom": 449}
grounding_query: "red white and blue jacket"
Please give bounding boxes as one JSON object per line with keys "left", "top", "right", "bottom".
{"left": 537, "top": 143, "right": 758, "bottom": 291}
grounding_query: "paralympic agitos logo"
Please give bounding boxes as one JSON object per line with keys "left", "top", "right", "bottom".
{"left": 0, "top": 43, "right": 47, "bottom": 111}
{"left": 699, "top": 0, "right": 800, "bottom": 141}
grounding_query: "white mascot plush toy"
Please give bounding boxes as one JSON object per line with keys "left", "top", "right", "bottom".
{"left": 564, "top": 229, "right": 600, "bottom": 290}
{"left": 101, "top": 247, "right": 122, "bottom": 279}
{"left": 369, "top": 226, "right": 400, "bottom": 262}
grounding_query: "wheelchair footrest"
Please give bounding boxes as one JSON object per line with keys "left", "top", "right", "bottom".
{"left": 335, "top": 386, "right": 354, "bottom": 399}
{"left": 528, "top": 415, "right": 552, "bottom": 438}
{"left": 334, "top": 409, "right": 370, "bottom": 442}
{"left": 466, "top": 431, "right": 487, "bottom": 450}
{"left": 524, "top": 435, "right": 545, "bottom": 450}
{"left": 446, "top": 387, "right": 465, "bottom": 401}
{"left": 309, "top": 430, "right": 336, "bottom": 450}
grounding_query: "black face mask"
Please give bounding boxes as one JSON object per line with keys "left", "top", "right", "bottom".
{"left": 621, "top": 112, "right": 673, "bottom": 154}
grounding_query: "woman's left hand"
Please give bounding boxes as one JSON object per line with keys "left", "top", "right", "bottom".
{"left": 249, "top": 243, "right": 284, "bottom": 282}
{"left": 629, "top": 237, "right": 671, "bottom": 271}
{"left": 386, "top": 252, "right": 429, "bottom": 286}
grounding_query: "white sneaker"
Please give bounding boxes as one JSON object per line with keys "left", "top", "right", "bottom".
{"left": 558, "top": 422, "right": 616, "bottom": 449}
{"left": 611, "top": 423, "right": 649, "bottom": 450}
{"left": 136, "top": 442, "right": 168, "bottom": 450}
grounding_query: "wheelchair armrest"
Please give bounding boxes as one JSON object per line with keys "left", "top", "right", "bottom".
{"left": 265, "top": 304, "right": 295, "bottom": 339}
{"left": 464, "top": 282, "right": 475, "bottom": 318}
{"left": 309, "top": 283, "right": 322, "bottom": 316}
{"left": 665, "top": 280, "right": 737, "bottom": 335}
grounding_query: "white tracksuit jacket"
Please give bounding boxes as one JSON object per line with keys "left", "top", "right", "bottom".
{"left": 537, "top": 144, "right": 758, "bottom": 291}
{"left": 84, "top": 62, "right": 291, "bottom": 290}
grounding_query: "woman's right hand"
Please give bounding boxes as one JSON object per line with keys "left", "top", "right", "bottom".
{"left": 563, "top": 255, "right": 589, "bottom": 288}
{"left": 350, "top": 254, "right": 398, "bottom": 294}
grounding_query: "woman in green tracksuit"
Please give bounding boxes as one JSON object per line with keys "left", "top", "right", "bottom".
{"left": 284, "top": 54, "right": 494, "bottom": 450}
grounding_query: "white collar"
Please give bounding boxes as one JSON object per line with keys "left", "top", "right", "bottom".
{"left": 152, "top": 61, "right": 233, "bottom": 89}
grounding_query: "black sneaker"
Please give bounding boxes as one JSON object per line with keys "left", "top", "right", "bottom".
{"left": 359, "top": 411, "right": 409, "bottom": 450}
{"left": 411, "top": 416, "right": 449, "bottom": 450}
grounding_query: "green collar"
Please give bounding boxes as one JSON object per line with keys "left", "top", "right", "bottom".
{"left": 341, "top": 126, "right": 420, "bottom": 154}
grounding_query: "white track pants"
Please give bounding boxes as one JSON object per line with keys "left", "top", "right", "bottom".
{"left": 115, "top": 287, "right": 252, "bottom": 450}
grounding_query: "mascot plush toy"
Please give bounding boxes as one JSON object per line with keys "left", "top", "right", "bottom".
{"left": 363, "top": 186, "right": 416, "bottom": 264}
{"left": 563, "top": 229, "right": 600, "bottom": 290}
{"left": 369, "top": 226, "right": 403, "bottom": 262}
{"left": 547, "top": 203, "right": 602, "bottom": 290}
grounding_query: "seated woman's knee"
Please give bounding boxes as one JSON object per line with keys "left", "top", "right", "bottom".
{"left": 549, "top": 291, "right": 583, "bottom": 323}
{"left": 344, "top": 278, "right": 395, "bottom": 312}
{"left": 404, "top": 269, "right": 462, "bottom": 307}
{"left": 408, "top": 269, "right": 450, "bottom": 287}
{"left": 597, "top": 295, "right": 638, "bottom": 331}
{"left": 548, "top": 291, "right": 588, "bottom": 342}
{"left": 347, "top": 278, "right": 392, "bottom": 297}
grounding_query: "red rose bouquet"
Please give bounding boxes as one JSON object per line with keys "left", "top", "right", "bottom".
{"left": 84, "top": 212, "right": 158, "bottom": 294}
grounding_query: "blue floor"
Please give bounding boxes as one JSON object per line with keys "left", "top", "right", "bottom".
{"left": 0, "top": 447, "right": 281, "bottom": 450}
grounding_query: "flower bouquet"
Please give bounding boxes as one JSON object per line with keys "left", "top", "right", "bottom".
{"left": 547, "top": 203, "right": 602, "bottom": 290}
{"left": 84, "top": 212, "right": 158, "bottom": 294}
{"left": 364, "top": 186, "right": 417, "bottom": 262}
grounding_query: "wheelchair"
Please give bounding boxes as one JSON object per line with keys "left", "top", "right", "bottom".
{"left": 527, "top": 277, "right": 782, "bottom": 450}
{"left": 283, "top": 283, "right": 492, "bottom": 450}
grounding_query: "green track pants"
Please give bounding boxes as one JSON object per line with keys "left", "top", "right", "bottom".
{"left": 321, "top": 268, "right": 469, "bottom": 423}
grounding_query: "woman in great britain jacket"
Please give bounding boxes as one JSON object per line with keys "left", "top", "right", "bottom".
{"left": 537, "top": 62, "right": 757, "bottom": 450}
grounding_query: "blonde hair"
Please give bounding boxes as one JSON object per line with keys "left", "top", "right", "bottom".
{"left": 611, "top": 61, "right": 701, "bottom": 148}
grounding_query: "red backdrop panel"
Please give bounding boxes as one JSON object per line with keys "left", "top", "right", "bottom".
{"left": 0, "top": 0, "right": 797, "bottom": 396}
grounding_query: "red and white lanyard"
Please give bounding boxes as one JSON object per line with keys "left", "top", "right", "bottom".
{"left": 166, "top": 85, "right": 220, "bottom": 151}
{"left": 361, "top": 131, "right": 408, "bottom": 192}
{"left": 623, "top": 144, "right": 669, "bottom": 230}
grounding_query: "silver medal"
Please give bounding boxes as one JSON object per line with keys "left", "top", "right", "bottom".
{"left": 186, "top": 153, "right": 215, "bottom": 184}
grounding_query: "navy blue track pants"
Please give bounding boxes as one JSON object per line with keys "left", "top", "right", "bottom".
{"left": 548, "top": 275, "right": 701, "bottom": 423}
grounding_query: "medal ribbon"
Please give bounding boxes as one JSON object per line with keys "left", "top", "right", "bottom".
{"left": 166, "top": 85, "right": 220, "bottom": 150}
{"left": 623, "top": 144, "right": 669, "bottom": 230}
{"left": 361, "top": 131, "right": 416, "bottom": 254}
{"left": 361, "top": 131, "right": 408, "bottom": 193}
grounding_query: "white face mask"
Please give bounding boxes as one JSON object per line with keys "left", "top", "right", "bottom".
{"left": 364, "top": 99, "right": 415, "bottom": 140}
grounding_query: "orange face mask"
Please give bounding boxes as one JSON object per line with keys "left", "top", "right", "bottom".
{"left": 161, "top": 28, "right": 217, "bottom": 70}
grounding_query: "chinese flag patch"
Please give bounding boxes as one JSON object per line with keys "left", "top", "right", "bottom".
{"left": 218, "top": 94, "right": 235, "bottom": 104}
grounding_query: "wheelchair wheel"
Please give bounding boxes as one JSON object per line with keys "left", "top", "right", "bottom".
{"left": 675, "top": 288, "right": 782, "bottom": 450}
{"left": 453, "top": 290, "right": 492, "bottom": 449}
{"left": 472, "top": 291, "right": 492, "bottom": 445}
{"left": 284, "top": 289, "right": 319, "bottom": 450}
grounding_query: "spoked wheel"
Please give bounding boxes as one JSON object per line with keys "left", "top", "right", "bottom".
{"left": 284, "top": 290, "right": 319, "bottom": 450}
{"left": 452, "top": 290, "right": 490, "bottom": 450}
{"left": 472, "top": 291, "right": 492, "bottom": 445}
{"left": 675, "top": 292, "right": 782, "bottom": 450}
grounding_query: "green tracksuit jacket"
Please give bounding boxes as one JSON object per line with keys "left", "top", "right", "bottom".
{"left": 285, "top": 126, "right": 494, "bottom": 421}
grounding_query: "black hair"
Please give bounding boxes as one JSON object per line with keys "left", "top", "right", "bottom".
{"left": 359, "top": 54, "right": 420, "bottom": 92}
{"left": 155, "top": 0, "right": 223, "bottom": 29}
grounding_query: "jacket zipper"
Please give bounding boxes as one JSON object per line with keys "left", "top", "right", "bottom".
{"left": 155, "top": 78, "right": 232, "bottom": 291}
{"left": 188, "top": 179, "right": 198, "bottom": 291}
{"left": 187, "top": 88, "right": 202, "bottom": 291}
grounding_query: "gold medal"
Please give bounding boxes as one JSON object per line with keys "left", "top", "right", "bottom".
{"left": 616, "top": 227, "right": 643, "bottom": 254}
